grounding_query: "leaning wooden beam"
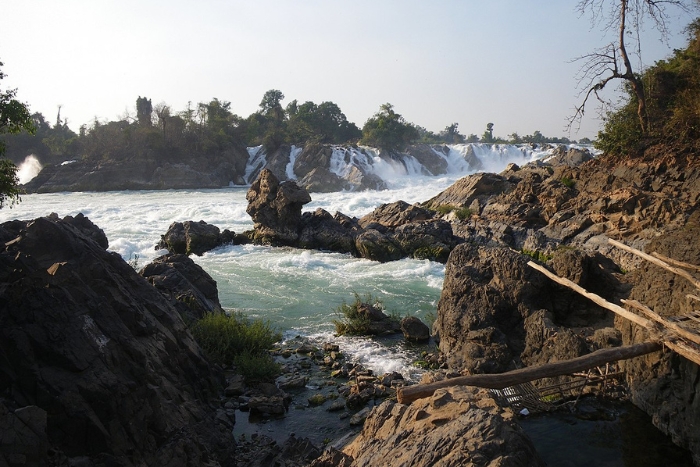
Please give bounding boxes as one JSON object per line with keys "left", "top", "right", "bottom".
{"left": 652, "top": 252, "right": 700, "bottom": 273}
{"left": 660, "top": 339, "right": 700, "bottom": 366}
{"left": 527, "top": 261, "right": 652, "bottom": 329}
{"left": 622, "top": 299, "right": 700, "bottom": 347}
{"left": 609, "top": 239, "right": 700, "bottom": 291}
{"left": 396, "top": 342, "right": 662, "bottom": 404}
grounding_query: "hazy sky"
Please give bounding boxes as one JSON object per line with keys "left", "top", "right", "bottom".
{"left": 2, "top": 1, "right": 695, "bottom": 140}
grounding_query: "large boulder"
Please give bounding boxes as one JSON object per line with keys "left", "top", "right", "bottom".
{"left": 140, "top": 253, "right": 223, "bottom": 322}
{"left": 434, "top": 243, "right": 616, "bottom": 374}
{"left": 341, "top": 387, "right": 545, "bottom": 467}
{"left": 246, "top": 169, "right": 312, "bottom": 245}
{"left": 0, "top": 215, "right": 235, "bottom": 465}
{"left": 297, "top": 208, "right": 358, "bottom": 254}
{"left": 158, "top": 220, "right": 235, "bottom": 256}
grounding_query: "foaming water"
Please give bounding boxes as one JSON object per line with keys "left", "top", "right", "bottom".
{"left": 16, "top": 155, "right": 43, "bottom": 184}
{"left": 1, "top": 187, "right": 445, "bottom": 378}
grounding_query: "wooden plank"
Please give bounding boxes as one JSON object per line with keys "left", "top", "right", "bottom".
{"left": 396, "top": 342, "right": 662, "bottom": 404}
{"left": 622, "top": 299, "right": 700, "bottom": 347}
{"left": 609, "top": 239, "right": 700, "bottom": 291}
{"left": 527, "top": 261, "right": 652, "bottom": 329}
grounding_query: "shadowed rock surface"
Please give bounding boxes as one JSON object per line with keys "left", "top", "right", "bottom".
{"left": 0, "top": 214, "right": 235, "bottom": 466}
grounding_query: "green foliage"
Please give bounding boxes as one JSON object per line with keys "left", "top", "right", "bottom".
{"left": 233, "top": 351, "right": 281, "bottom": 383}
{"left": 333, "top": 292, "right": 387, "bottom": 336}
{"left": 433, "top": 204, "right": 472, "bottom": 220}
{"left": 560, "top": 176, "right": 575, "bottom": 188}
{"left": 360, "top": 103, "right": 419, "bottom": 151}
{"left": 596, "top": 21, "right": 700, "bottom": 154}
{"left": 0, "top": 60, "right": 34, "bottom": 209}
{"left": 521, "top": 248, "right": 552, "bottom": 263}
{"left": 191, "top": 311, "right": 282, "bottom": 381}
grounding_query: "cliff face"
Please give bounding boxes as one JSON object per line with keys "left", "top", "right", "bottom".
{"left": 431, "top": 149, "right": 700, "bottom": 461}
{"left": 0, "top": 214, "right": 235, "bottom": 466}
{"left": 620, "top": 211, "right": 700, "bottom": 463}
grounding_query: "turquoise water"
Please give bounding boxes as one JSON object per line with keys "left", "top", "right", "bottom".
{"left": 0, "top": 184, "right": 448, "bottom": 377}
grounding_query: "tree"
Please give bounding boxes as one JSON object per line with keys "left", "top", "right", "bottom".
{"left": 360, "top": 103, "right": 419, "bottom": 151}
{"left": 570, "top": 0, "right": 690, "bottom": 135}
{"left": 441, "top": 123, "right": 465, "bottom": 144}
{"left": 0, "top": 60, "right": 34, "bottom": 208}
{"left": 481, "top": 123, "right": 494, "bottom": 143}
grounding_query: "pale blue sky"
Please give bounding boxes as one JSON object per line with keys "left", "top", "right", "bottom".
{"left": 2, "top": 1, "right": 695, "bottom": 140}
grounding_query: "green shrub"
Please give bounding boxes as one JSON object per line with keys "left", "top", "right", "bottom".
{"left": 560, "top": 176, "right": 575, "bottom": 188}
{"left": 233, "top": 351, "right": 281, "bottom": 383}
{"left": 454, "top": 207, "right": 473, "bottom": 220}
{"left": 435, "top": 204, "right": 455, "bottom": 216}
{"left": 191, "top": 311, "right": 282, "bottom": 381}
{"left": 333, "top": 292, "right": 394, "bottom": 336}
{"left": 521, "top": 248, "right": 552, "bottom": 263}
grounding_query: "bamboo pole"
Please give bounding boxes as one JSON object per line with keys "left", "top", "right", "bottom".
{"left": 622, "top": 299, "right": 700, "bottom": 347}
{"left": 527, "top": 261, "right": 652, "bottom": 329}
{"left": 396, "top": 342, "right": 662, "bottom": 404}
{"left": 609, "top": 239, "right": 700, "bottom": 291}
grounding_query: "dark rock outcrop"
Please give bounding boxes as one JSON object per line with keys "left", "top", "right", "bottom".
{"left": 246, "top": 168, "right": 312, "bottom": 245}
{"left": 400, "top": 316, "right": 430, "bottom": 342}
{"left": 157, "top": 220, "right": 237, "bottom": 256}
{"left": 434, "top": 243, "right": 621, "bottom": 375}
{"left": 619, "top": 211, "right": 700, "bottom": 464}
{"left": 0, "top": 215, "right": 235, "bottom": 465}
{"left": 239, "top": 171, "right": 460, "bottom": 262}
{"left": 140, "top": 253, "right": 222, "bottom": 322}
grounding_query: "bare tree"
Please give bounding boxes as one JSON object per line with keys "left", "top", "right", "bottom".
{"left": 570, "top": 0, "right": 690, "bottom": 134}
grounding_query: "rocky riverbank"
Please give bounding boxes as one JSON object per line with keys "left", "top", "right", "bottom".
{"left": 3, "top": 141, "right": 700, "bottom": 465}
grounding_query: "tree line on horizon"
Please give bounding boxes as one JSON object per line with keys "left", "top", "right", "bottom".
{"left": 1, "top": 90, "right": 589, "bottom": 167}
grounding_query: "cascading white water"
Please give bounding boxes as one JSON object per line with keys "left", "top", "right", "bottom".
{"left": 243, "top": 143, "right": 593, "bottom": 188}
{"left": 285, "top": 145, "right": 302, "bottom": 180}
{"left": 244, "top": 145, "right": 266, "bottom": 184}
{"left": 16, "top": 155, "right": 43, "bottom": 184}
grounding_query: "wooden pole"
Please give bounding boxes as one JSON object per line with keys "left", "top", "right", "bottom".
{"left": 396, "top": 342, "right": 662, "bottom": 404}
{"left": 651, "top": 252, "right": 700, "bottom": 273}
{"left": 609, "top": 239, "right": 700, "bottom": 291}
{"left": 527, "top": 261, "right": 652, "bottom": 329}
{"left": 622, "top": 299, "right": 700, "bottom": 347}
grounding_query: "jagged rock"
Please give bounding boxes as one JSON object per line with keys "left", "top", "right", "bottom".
{"left": 434, "top": 243, "right": 551, "bottom": 373}
{"left": 358, "top": 201, "right": 434, "bottom": 230}
{"left": 400, "top": 316, "right": 430, "bottom": 342}
{"left": 140, "top": 253, "right": 222, "bottom": 321}
{"left": 546, "top": 146, "right": 594, "bottom": 167}
{"left": 423, "top": 172, "right": 514, "bottom": 213}
{"left": 392, "top": 219, "right": 457, "bottom": 262}
{"left": 157, "top": 220, "right": 233, "bottom": 256}
{"left": 0, "top": 403, "right": 50, "bottom": 466}
{"left": 354, "top": 229, "right": 404, "bottom": 262}
{"left": 298, "top": 208, "right": 358, "bottom": 254}
{"left": 341, "top": 387, "right": 545, "bottom": 467}
{"left": 0, "top": 215, "right": 235, "bottom": 465}
{"left": 246, "top": 168, "right": 312, "bottom": 245}
{"left": 620, "top": 211, "right": 700, "bottom": 464}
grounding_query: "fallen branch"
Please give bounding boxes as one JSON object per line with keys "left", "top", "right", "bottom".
{"left": 396, "top": 342, "right": 662, "bottom": 404}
